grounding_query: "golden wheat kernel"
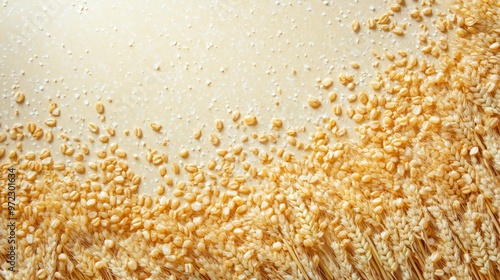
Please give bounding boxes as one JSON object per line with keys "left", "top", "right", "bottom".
{"left": 271, "top": 118, "right": 283, "bottom": 130}
{"left": 110, "top": 214, "right": 121, "bottom": 224}
{"left": 184, "top": 163, "right": 198, "bottom": 173}
{"left": 351, "top": 19, "right": 360, "bottom": 32}
{"left": 327, "top": 91, "right": 337, "bottom": 103}
{"left": 104, "top": 127, "right": 115, "bottom": 137}
{"left": 392, "top": 27, "right": 404, "bottom": 36}
{"left": 93, "top": 101, "right": 104, "bottom": 114}
{"left": 57, "top": 253, "right": 69, "bottom": 262}
{"left": 429, "top": 116, "right": 440, "bottom": 124}
{"left": 207, "top": 159, "right": 217, "bottom": 170}
{"left": 303, "top": 239, "right": 314, "bottom": 247}
{"left": 236, "top": 204, "right": 248, "bottom": 215}
{"left": 161, "top": 174, "right": 172, "bottom": 186}
{"left": 53, "top": 161, "right": 65, "bottom": 171}
{"left": 409, "top": 8, "right": 420, "bottom": 18}
{"left": 358, "top": 92, "right": 369, "bottom": 105}
{"left": 94, "top": 260, "right": 108, "bottom": 270}
{"left": 341, "top": 61, "right": 355, "bottom": 70}
{"left": 469, "top": 146, "right": 479, "bottom": 156}
{"left": 268, "top": 241, "right": 283, "bottom": 251}
{"left": 107, "top": 143, "right": 117, "bottom": 154}
{"left": 150, "top": 122, "right": 162, "bottom": 132}
{"left": 488, "top": 117, "right": 499, "bottom": 128}
{"left": 131, "top": 127, "right": 142, "bottom": 139}
{"left": 50, "top": 108, "right": 61, "bottom": 117}
{"left": 231, "top": 227, "right": 244, "bottom": 236}
{"left": 162, "top": 153, "right": 169, "bottom": 164}
{"left": 113, "top": 175, "right": 125, "bottom": 185}
{"left": 282, "top": 129, "right": 295, "bottom": 138}
{"left": 158, "top": 166, "right": 167, "bottom": 177}
{"left": 145, "top": 151, "right": 153, "bottom": 163}
{"left": 73, "top": 162, "right": 85, "bottom": 174}
{"left": 152, "top": 155, "right": 163, "bottom": 165}
{"left": 370, "top": 81, "right": 383, "bottom": 92}
{"left": 179, "top": 149, "right": 189, "bottom": 159}
{"left": 172, "top": 188, "right": 184, "bottom": 197}
{"left": 125, "top": 260, "right": 138, "bottom": 271}
{"left": 243, "top": 114, "right": 258, "bottom": 126}
{"left": 154, "top": 185, "right": 165, "bottom": 196}
{"left": 422, "top": 7, "right": 432, "bottom": 16}
{"left": 87, "top": 161, "right": 98, "bottom": 171}
{"left": 307, "top": 96, "right": 322, "bottom": 108}
{"left": 229, "top": 110, "right": 241, "bottom": 123}
{"left": 257, "top": 134, "right": 268, "bottom": 144}
{"left": 348, "top": 93, "right": 359, "bottom": 103}
{"left": 33, "top": 126, "right": 44, "bottom": 139}
{"left": 474, "top": 125, "right": 485, "bottom": 136}
{"left": 211, "top": 120, "right": 224, "bottom": 133}
{"left": 367, "top": 18, "right": 376, "bottom": 29}
{"left": 25, "top": 151, "right": 36, "bottom": 161}
{"left": 189, "top": 201, "right": 202, "bottom": 212}
{"left": 14, "top": 91, "right": 25, "bottom": 104}
{"left": 353, "top": 114, "right": 365, "bottom": 123}
{"left": 331, "top": 104, "right": 342, "bottom": 116}
{"left": 192, "top": 129, "right": 202, "bottom": 140}
{"left": 43, "top": 130, "right": 53, "bottom": 143}
{"left": 456, "top": 27, "right": 468, "bottom": 37}
{"left": 0, "top": 148, "right": 6, "bottom": 159}
{"left": 98, "top": 134, "right": 109, "bottom": 143}
{"left": 361, "top": 174, "right": 373, "bottom": 183}
{"left": 213, "top": 148, "right": 226, "bottom": 157}
{"left": 96, "top": 149, "right": 106, "bottom": 159}
{"left": 379, "top": 13, "right": 390, "bottom": 24}
{"left": 254, "top": 229, "right": 264, "bottom": 240}
{"left": 321, "top": 77, "right": 334, "bottom": 89}
{"left": 43, "top": 118, "right": 56, "bottom": 128}
{"left": 195, "top": 173, "right": 205, "bottom": 183}
{"left": 208, "top": 133, "right": 220, "bottom": 146}
{"left": 286, "top": 136, "right": 296, "bottom": 146}
{"left": 464, "top": 17, "right": 477, "bottom": 27}
{"left": 74, "top": 153, "right": 84, "bottom": 162}
{"left": 373, "top": 205, "right": 384, "bottom": 214}
{"left": 172, "top": 163, "right": 181, "bottom": 174}
{"left": 49, "top": 103, "right": 59, "bottom": 115}
{"left": 266, "top": 133, "right": 277, "bottom": 143}
{"left": 36, "top": 268, "right": 48, "bottom": 279}
{"left": 389, "top": 3, "right": 401, "bottom": 12}
{"left": 59, "top": 143, "right": 68, "bottom": 154}
{"left": 79, "top": 144, "right": 89, "bottom": 156}
{"left": 490, "top": 42, "right": 500, "bottom": 50}
{"left": 346, "top": 106, "right": 355, "bottom": 118}
{"left": 230, "top": 145, "right": 242, "bottom": 156}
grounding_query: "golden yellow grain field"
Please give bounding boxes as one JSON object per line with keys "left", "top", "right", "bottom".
{"left": 1, "top": 0, "right": 500, "bottom": 279}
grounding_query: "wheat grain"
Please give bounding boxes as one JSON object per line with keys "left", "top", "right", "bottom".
{"left": 3, "top": 1, "right": 500, "bottom": 279}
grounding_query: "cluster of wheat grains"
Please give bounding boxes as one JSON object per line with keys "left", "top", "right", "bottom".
{"left": 1, "top": 0, "right": 500, "bottom": 279}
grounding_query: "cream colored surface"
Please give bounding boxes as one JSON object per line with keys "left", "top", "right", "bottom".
{"left": 1, "top": 0, "right": 445, "bottom": 196}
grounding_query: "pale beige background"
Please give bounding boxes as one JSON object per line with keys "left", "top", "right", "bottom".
{"left": 0, "top": 0, "right": 445, "bottom": 196}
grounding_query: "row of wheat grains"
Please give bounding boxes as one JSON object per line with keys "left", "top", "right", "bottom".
{"left": 1, "top": 0, "right": 500, "bottom": 279}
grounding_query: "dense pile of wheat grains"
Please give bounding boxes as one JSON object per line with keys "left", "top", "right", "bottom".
{"left": 1, "top": 0, "right": 500, "bottom": 279}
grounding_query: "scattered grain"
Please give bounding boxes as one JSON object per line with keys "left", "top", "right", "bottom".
{"left": 308, "top": 96, "right": 321, "bottom": 108}
{"left": 95, "top": 101, "right": 105, "bottom": 114}
{"left": 150, "top": 122, "right": 162, "bottom": 132}
{"left": 15, "top": 92, "right": 25, "bottom": 104}
{"left": 351, "top": 20, "right": 360, "bottom": 32}
{"left": 244, "top": 115, "right": 258, "bottom": 126}
{"left": 322, "top": 78, "right": 334, "bottom": 89}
